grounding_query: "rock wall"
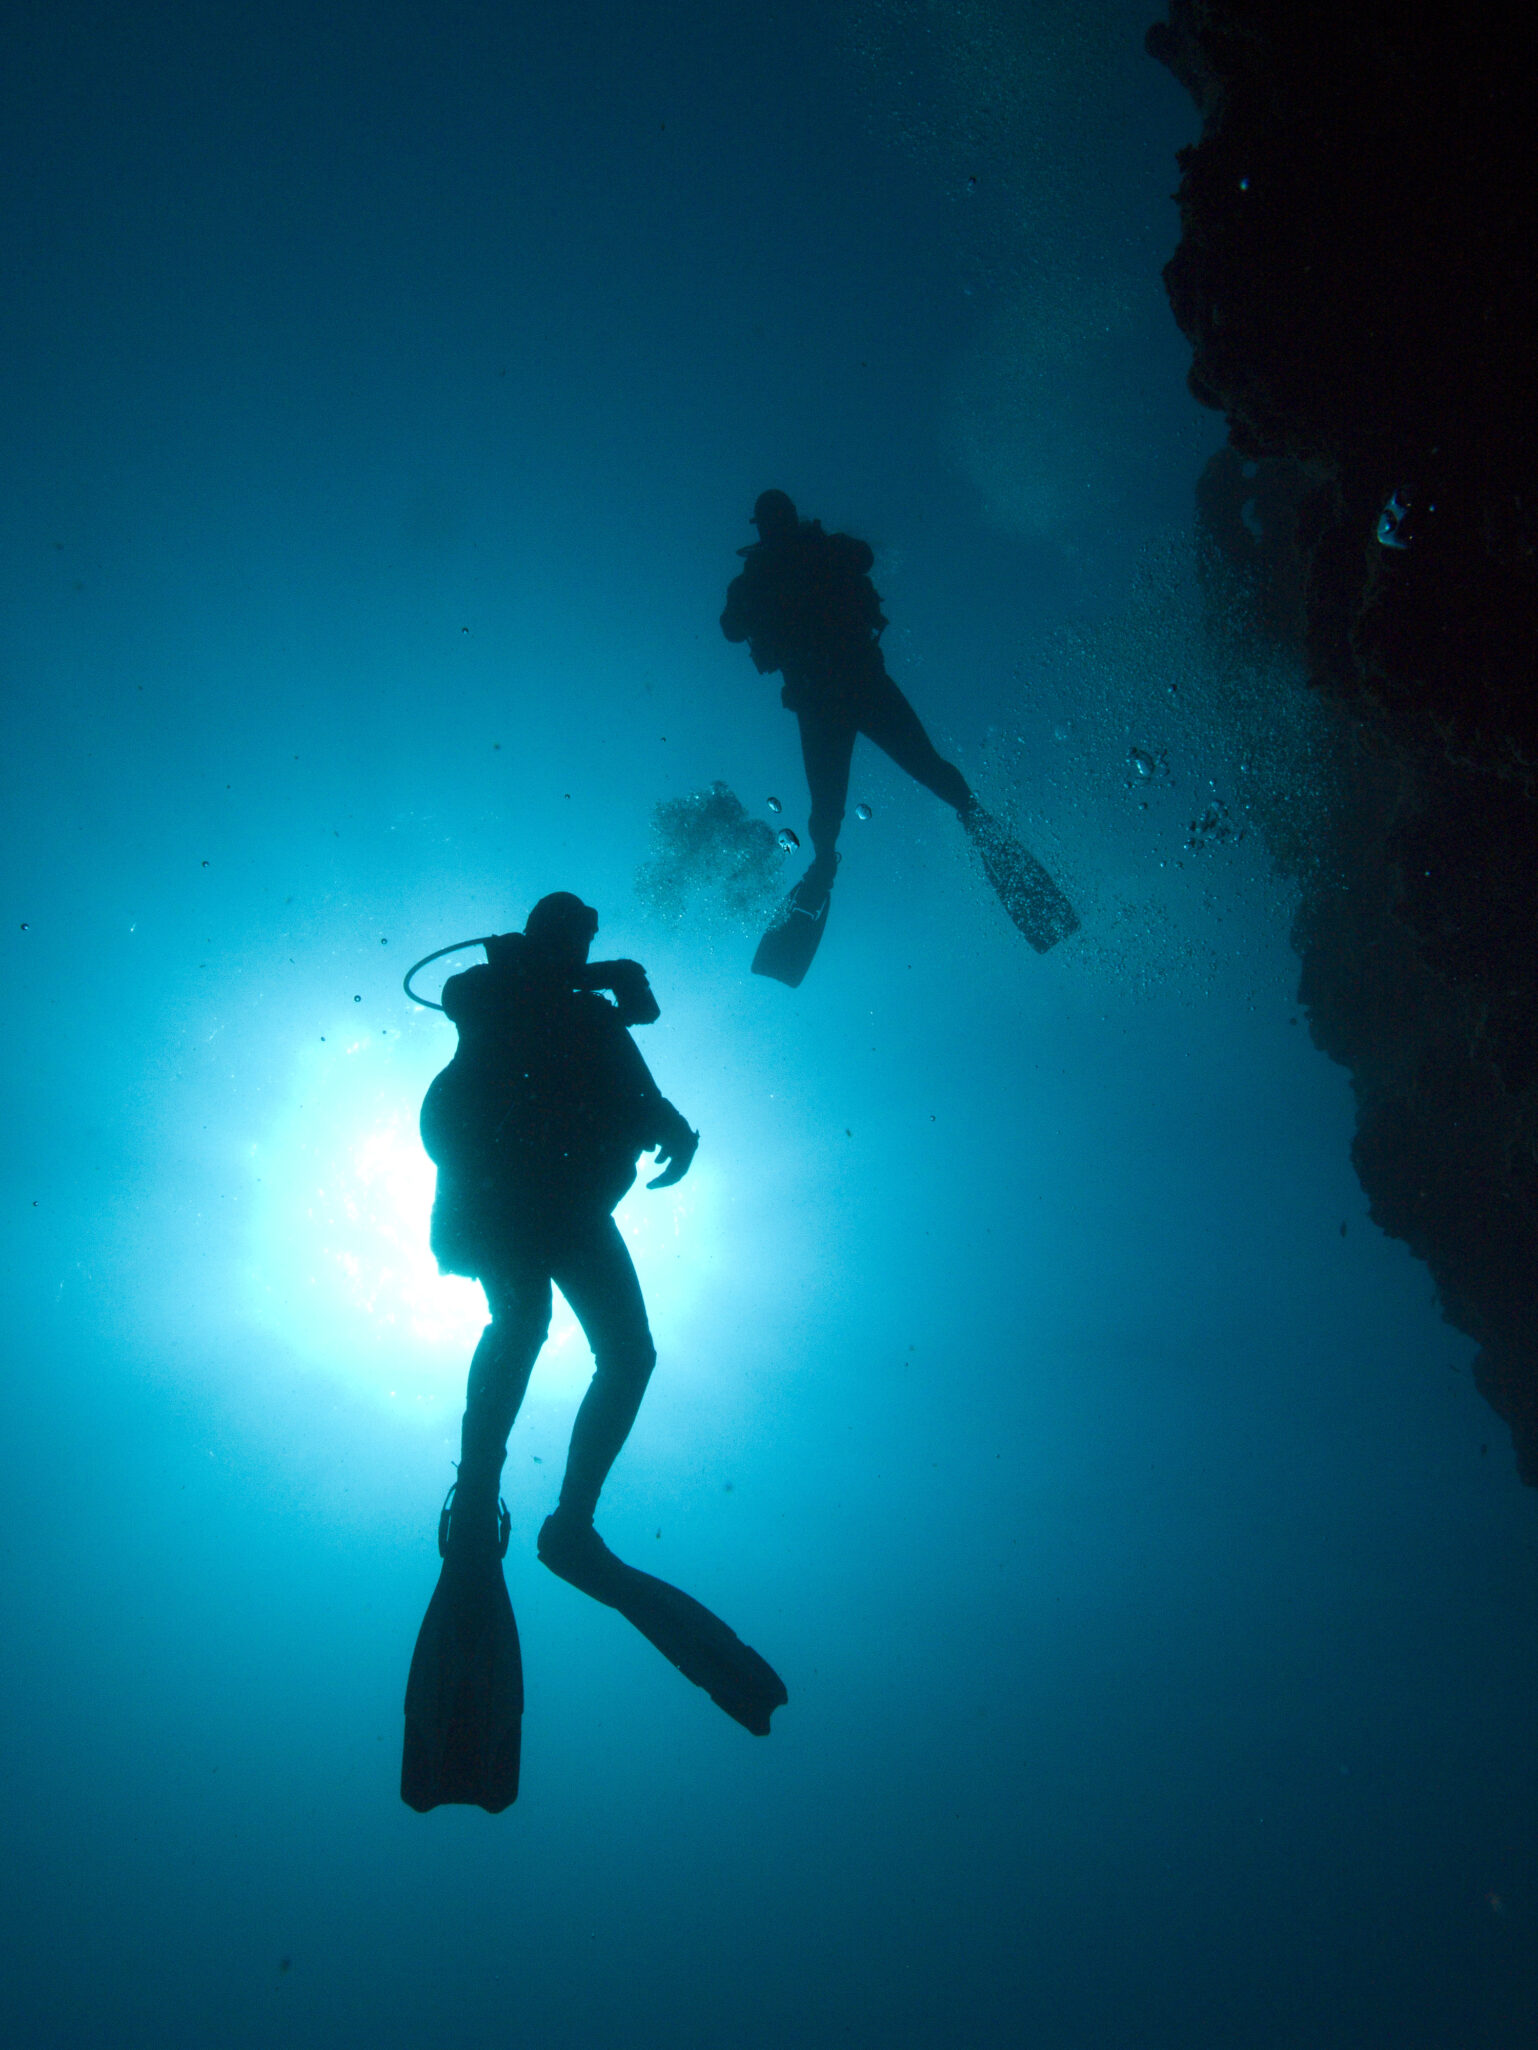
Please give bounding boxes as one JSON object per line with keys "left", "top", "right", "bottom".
{"left": 1148, "top": 3, "right": 1538, "bottom": 1476}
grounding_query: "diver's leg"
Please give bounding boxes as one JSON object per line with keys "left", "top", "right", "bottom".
{"left": 795, "top": 705, "right": 857, "bottom": 881}
{"left": 451, "top": 1253, "right": 553, "bottom": 1546}
{"left": 545, "top": 1216, "right": 657, "bottom": 1528}
{"left": 856, "top": 667, "right": 973, "bottom": 815}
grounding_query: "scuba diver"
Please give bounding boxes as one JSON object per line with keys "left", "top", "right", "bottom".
{"left": 721, "top": 489, "right": 1079, "bottom": 983}
{"left": 401, "top": 892, "right": 786, "bottom": 1813}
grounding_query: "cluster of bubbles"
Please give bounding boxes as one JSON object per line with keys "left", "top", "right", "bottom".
{"left": 634, "top": 781, "right": 789, "bottom": 930}
{"left": 1185, "top": 796, "right": 1244, "bottom": 854}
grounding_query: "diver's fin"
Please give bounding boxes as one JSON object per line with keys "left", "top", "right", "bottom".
{"left": 963, "top": 805, "right": 1079, "bottom": 952}
{"left": 401, "top": 1491, "right": 523, "bottom": 1813}
{"left": 538, "top": 1516, "right": 787, "bottom": 1736}
{"left": 752, "top": 858, "right": 836, "bottom": 987}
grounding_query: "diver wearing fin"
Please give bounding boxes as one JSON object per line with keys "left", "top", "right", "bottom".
{"left": 722, "top": 490, "right": 973, "bottom": 890}
{"left": 721, "top": 490, "right": 1078, "bottom": 977}
{"left": 401, "top": 892, "right": 698, "bottom": 1810}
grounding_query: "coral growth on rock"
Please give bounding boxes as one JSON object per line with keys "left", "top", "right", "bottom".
{"left": 1150, "top": 3, "right": 1538, "bottom": 1475}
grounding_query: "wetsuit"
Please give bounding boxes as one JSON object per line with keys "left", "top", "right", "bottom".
{"left": 422, "top": 940, "right": 691, "bottom": 1529}
{"left": 721, "top": 520, "right": 972, "bottom": 869}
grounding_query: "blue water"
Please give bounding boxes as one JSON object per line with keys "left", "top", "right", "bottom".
{"left": 4, "top": 5, "right": 1536, "bottom": 2046}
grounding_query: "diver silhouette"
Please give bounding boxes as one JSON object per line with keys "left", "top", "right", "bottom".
{"left": 401, "top": 893, "right": 785, "bottom": 1812}
{"left": 721, "top": 489, "right": 1079, "bottom": 982}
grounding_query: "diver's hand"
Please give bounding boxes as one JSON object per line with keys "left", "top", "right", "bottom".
{"left": 646, "top": 1108, "right": 699, "bottom": 1189}
{"left": 604, "top": 958, "right": 660, "bottom": 1026}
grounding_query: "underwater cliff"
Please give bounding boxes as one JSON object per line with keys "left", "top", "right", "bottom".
{"left": 1149, "top": 0, "right": 1538, "bottom": 1477}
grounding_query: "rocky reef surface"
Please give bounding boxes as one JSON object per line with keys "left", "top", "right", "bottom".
{"left": 1148, "top": 4, "right": 1538, "bottom": 1475}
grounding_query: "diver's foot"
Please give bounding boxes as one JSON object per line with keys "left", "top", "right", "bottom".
{"left": 796, "top": 852, "right": 839, "bottom": 908}
{"left": 536, "top": 1508, "right": 610, "bottom": 1578}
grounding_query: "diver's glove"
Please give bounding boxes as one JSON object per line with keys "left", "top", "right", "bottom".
{"left": 647, "top": 1100, "right": 699, "bottom": 1189}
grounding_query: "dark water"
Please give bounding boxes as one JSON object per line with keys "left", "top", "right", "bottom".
{"left": 4, "top": 5, "right": 1536, "bottom": 2046}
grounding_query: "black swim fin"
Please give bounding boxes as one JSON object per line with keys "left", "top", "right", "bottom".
{"left": 963, "top": 804, "right": 1079, "bottom": 952}
{"left": 752, "top": 857, "right": 837, "bottom": 987}
{"left": 401, "top": 1488, "right": 523, "bottom": 1813}
{"left": 538, "top": 1515, "right": 787, "bottom": 1736}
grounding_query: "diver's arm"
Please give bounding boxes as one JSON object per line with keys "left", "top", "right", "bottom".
{"left": 722, "top": 567, "right": 784, "bottom": 672}
{"left": 720, "top": 572, "right": 753, "bottom": 643}
{"left": 582, "top": 958, "right": 660, "bottom": 1027}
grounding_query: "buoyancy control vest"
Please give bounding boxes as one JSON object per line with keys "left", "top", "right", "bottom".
{"left": 420, "top": 937, "right": 670, "bottom": 1272}
{"left": 721, "top": 521, "right": 887, "bottom": 677}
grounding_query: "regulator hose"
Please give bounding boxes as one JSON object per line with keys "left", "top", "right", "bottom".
{"left": 402, "top": 937, "right": 493, "bottom": 1012}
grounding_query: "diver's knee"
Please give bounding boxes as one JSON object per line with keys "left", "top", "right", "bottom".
{"left": 502, "top": 1301, "right": 552, "bottom": 1342}
{"left": 598, "top": 1336, "right": 656, "bottom": 1393}
{"left": 483, "top": 1280, "right": 552, "bottom": 1344}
